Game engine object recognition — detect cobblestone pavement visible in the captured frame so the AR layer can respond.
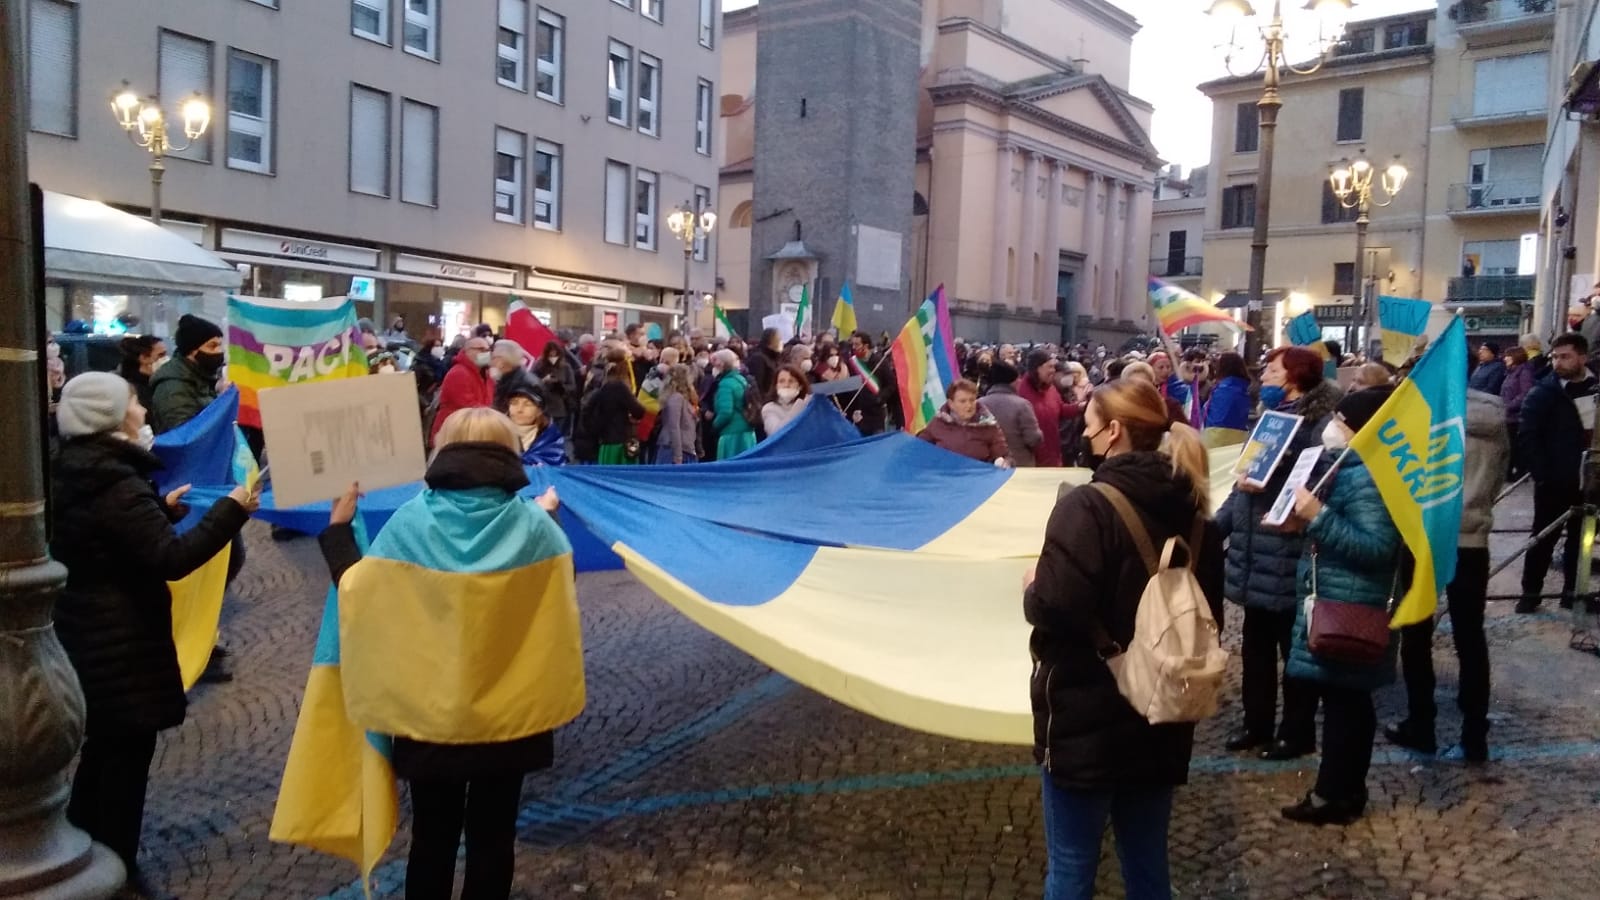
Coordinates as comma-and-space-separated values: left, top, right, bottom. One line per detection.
123, 482, 1600, 900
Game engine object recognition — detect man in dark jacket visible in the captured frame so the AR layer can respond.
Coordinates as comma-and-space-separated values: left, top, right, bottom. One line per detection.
843, 330, 898, 436
148, 313, 225, 434
1516, 332, 1599, 612
746, 328, 784, 397
52, 372, 256, 889
1467, 342, 1506, 395
489, 339, 535, 414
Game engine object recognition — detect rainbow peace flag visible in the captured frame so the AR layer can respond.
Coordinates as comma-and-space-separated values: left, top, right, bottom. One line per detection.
891, 285, 959, 433
226, 295, 370, 429
1348, 316, 1466, 627
1148, 277, 1245, 336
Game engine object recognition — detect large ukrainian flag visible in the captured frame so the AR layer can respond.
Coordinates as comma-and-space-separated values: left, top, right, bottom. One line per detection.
270, 489, 584, 890
1348, 315, 1468, 627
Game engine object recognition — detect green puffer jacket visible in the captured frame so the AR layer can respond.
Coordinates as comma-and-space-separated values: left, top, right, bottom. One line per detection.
1285, 452, 1402, 692
148, 355, 219, 434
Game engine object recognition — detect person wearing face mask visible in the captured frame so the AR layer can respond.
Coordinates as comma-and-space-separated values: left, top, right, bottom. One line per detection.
815, 347, 848, 384
1017, 349, 1072, 467
761, 365, 813, 437
917, 379, 1010, 466
148, 314, 227, 434
1278, 386, 1402, 826
1213, 345, 1342, 763
488, 340, 536, 414
782, 342, 815, 378
50, 372, 259, 893
1023, 378, 1223, 899
118, 334, 168, 412
536, 341, 578, 443
432, 336, 497, 443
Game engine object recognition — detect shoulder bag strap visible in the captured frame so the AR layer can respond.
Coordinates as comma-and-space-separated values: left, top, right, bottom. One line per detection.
1091, 483, 1158, 576
1186, 514, 1207, 572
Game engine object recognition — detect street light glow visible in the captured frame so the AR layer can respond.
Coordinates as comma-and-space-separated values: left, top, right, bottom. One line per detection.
1204, 0, 1258, 19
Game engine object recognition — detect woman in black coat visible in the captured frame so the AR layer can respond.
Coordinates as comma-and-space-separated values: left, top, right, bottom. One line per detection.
49, 372, 256, 887
1023, 378, 1224, 900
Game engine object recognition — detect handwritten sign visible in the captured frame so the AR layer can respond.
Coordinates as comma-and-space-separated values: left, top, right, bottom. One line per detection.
257, 373, 427, 509
1378, 295, 1432, 364
1263, 446, 1324, 527
1234, 410, 1304, 488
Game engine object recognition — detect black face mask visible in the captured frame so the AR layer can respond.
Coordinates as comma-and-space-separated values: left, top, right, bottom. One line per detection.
195, 350, 225, 376
1077, 425, 1108, 470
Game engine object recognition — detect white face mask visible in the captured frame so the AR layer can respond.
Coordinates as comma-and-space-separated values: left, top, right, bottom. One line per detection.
777, 386, 800, 403
135, 424, 155, 450
799, 359, 814, 373
1321, 420, 1350, 451
474, 351, 493, 368
431, 346, 446, 359
378, 364, 397, 375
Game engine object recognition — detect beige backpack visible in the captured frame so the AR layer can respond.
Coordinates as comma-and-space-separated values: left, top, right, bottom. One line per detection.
1090, 484, 1228, 725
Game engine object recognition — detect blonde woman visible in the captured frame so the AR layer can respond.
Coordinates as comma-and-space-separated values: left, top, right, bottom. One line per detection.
319, 408, 578, 900
655, 364, 702, 464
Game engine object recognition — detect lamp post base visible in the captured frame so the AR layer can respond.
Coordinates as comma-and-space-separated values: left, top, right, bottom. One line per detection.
0, 836, 124, 900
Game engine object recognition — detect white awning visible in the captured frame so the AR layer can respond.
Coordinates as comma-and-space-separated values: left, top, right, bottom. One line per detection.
43, 191, 243, 291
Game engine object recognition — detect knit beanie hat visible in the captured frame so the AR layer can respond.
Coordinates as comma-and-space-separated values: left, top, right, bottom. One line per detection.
1334, 384, 1393, 434
175, 314, 224, 357
57, 372, 132, 438
989, 361, 1019, 385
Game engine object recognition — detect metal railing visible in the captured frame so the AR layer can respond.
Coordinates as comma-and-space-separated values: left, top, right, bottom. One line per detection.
1450, 0, 1555, 27
1446, 274, 1536, 302
1447, 179, 1542, 213
1149, 256, 1203, 277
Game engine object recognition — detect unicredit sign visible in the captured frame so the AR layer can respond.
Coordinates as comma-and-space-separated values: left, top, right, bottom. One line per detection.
280, 240, 330, 259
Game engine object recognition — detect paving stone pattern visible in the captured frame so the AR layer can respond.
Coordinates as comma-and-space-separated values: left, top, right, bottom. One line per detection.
126, 484, 1600, 899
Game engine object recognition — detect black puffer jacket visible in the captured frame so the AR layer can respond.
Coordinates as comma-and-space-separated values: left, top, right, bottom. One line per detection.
50, 435, 249, 735
1024, 452, 1225, 788
1214, 378, 1342, 613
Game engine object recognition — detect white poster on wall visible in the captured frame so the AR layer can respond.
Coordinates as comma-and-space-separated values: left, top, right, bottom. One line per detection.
856, 225, 904, 290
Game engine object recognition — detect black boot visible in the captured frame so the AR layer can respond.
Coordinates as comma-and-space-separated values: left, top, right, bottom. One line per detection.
1384, 719, 1437, 755
1224, 728, 1272, 752
1281, 791, 1363, 826
1515, 595, 1541, 614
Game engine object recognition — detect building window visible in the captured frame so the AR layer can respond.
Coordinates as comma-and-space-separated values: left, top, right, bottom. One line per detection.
1384, 21, 1426, 49
637, 53, 660, 136
611, 0, 632, 7
534, 140, 561, 229
607, 41, 632, 126
403, 0, 437, 60
400, 99, 437, 205
1221, 184, 1256, 229
1341, 27, 1374, 54
635, 169, 659, 251
1336, 88, 1363, 142
534, 9, 563, 102
158, 31, 213, 162
1463, 239, 1521, 276
1333, 262, 1356, 296
695, 78, 713, 155
28, 0, 77, 138
226, 50, 273, 173
698, 0, 714, 48
1234, 101, 1258, 153
693, 185, 711, 260
352, 0, 389, 44
497, 0, 527, 90
1473, 52, 1549, 118
1321, 181, 1359, 224
245, 0, 280, 7
604, 160, 630, 245
349, 84, 390, 196
643, 0, 663, 22
494, 127, 525, 223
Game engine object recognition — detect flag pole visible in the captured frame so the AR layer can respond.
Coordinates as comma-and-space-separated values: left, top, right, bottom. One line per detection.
841, 350, 894, 417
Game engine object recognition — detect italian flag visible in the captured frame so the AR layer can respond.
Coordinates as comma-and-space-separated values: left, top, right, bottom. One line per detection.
714, 305, 735, 339
794, 283, 811, 337
848, 355, 880, 394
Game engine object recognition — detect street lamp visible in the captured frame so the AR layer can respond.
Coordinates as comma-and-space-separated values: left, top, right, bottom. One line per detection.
1330, 151, 1407, 359
665, 202, 716, 326
109, 81, 211, 225
1207, 0, 1355, 361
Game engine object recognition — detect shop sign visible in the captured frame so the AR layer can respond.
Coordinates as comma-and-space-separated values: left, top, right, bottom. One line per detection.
394, 253, 518, 288
1463, 314, 1521, 334
526, 273, 624, 303
1314, 304, 1356, 323
219, 228, 379, 268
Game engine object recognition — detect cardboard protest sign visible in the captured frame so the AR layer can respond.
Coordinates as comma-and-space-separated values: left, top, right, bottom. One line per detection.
257, 373, 427, 509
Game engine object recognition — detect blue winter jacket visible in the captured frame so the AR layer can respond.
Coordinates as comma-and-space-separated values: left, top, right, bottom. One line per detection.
1204, 375, 1252, 431
1285, 453, 1401, 692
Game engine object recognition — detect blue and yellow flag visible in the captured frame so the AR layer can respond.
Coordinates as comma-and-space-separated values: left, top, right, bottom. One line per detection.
1348, 315, 1467, 627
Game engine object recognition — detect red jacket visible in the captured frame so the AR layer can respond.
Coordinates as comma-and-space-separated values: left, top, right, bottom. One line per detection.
1016, 375, 1080, 467
432, 351, 494, 439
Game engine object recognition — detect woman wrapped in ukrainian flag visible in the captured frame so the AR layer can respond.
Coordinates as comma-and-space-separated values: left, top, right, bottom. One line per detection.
316, 407, 585, 900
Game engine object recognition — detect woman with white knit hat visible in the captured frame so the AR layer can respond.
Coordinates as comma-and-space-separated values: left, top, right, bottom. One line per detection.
49, 371, 258, 896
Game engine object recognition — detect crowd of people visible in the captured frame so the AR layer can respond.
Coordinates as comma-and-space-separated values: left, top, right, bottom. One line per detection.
39, 306, 1600, 900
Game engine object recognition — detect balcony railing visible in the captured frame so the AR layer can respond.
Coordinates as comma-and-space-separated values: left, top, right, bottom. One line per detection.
1446, 274, 1536, 303
1150, 256, 1203, 278
1450, 97, 1546, 126
1447, 179, 1542, 214
1450, 0, 1554, 27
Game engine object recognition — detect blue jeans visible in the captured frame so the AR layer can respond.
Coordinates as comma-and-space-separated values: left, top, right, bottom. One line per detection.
1040, 771, 1173, 900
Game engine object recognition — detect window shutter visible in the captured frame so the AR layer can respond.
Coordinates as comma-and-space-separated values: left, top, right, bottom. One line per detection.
159, 31, 212, 161
400, 100, 436, 205
605, 161, 629, 245
28, 0, 76, 136
499, 0, 525, 26
350, 86, 390, 196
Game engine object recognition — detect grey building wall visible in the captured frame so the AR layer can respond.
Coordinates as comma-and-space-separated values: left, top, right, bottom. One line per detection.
749, 0, 921, 338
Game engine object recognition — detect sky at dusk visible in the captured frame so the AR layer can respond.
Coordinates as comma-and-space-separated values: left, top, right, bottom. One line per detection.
721, 0, 1438, 172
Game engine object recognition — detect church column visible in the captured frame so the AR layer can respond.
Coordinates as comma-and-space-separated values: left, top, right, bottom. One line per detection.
1100, 178, 1122, 319
1081, 173, 1103, 318
989, 145, 1016, 304
1041, 160, 1064, 315
1017, 151, 1041, 311
1122, 184, 1144, 323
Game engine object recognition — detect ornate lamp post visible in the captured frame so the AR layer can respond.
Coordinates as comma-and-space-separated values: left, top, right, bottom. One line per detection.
1329, 152, 1408, 358
1, 4, 124, 898
1206, 0, 1355, 360
665, 203, 717, 326
109, 82, 210, 225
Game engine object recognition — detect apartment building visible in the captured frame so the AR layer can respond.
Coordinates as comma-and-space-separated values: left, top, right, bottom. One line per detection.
716, 0, 1163, 346
1539, 0, 1600, 335
23, 0, 721, 340
1150, 164, 1207, 297
1199, 1, 1553, 352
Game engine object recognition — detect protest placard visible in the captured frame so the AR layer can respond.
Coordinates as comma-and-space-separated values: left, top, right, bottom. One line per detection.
1263, 446, 1324, 527
257, 373, 427, 509
1234, 410, 1304, 488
